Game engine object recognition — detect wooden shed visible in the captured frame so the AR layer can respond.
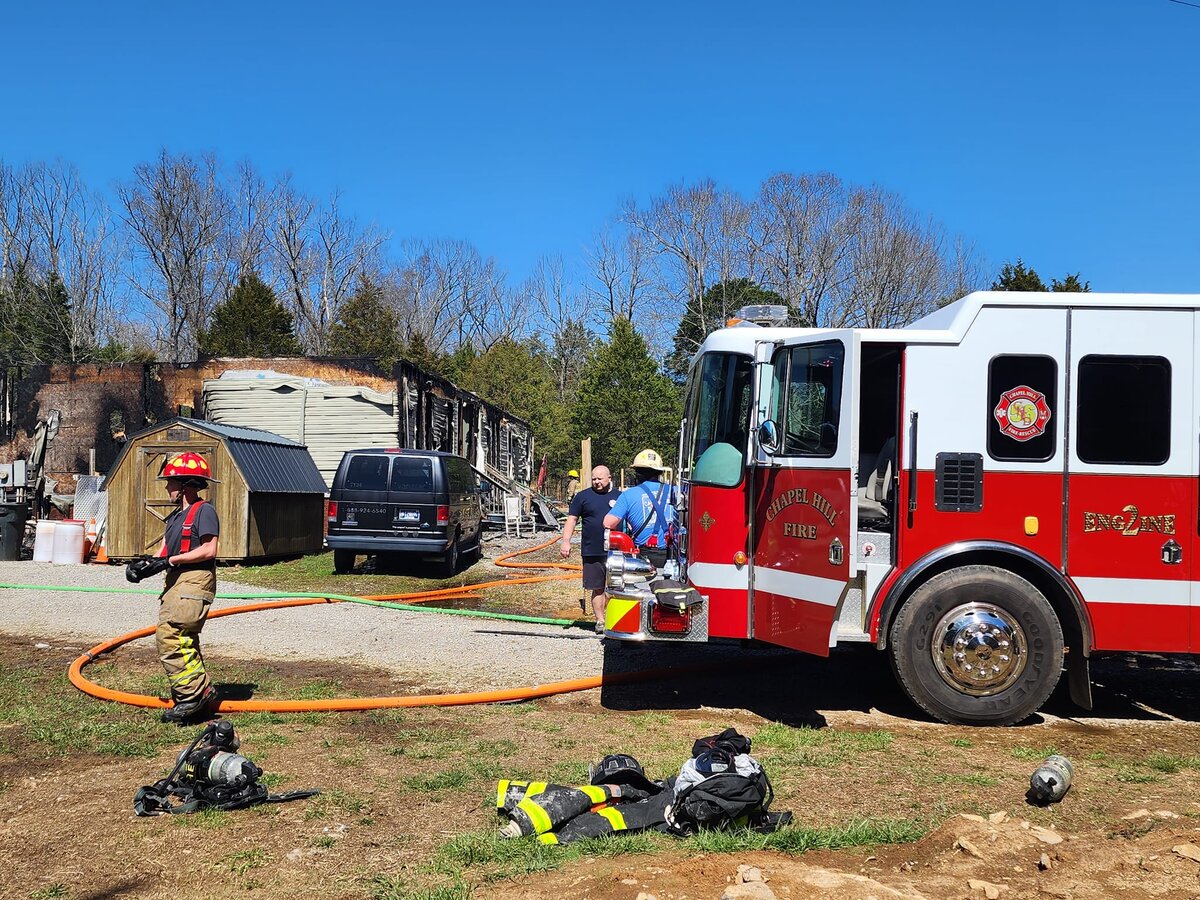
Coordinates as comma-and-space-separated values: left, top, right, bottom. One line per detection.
103, 417, 328, 561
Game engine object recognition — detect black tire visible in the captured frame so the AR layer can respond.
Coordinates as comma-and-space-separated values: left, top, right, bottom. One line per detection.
888, 565, 1064, 726
333, 549, 355, 575
439, 536, 459, 577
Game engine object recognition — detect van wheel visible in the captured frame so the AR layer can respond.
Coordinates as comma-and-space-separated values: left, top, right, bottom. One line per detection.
333, 549, 355, 575
439, 538, 459, 577
888, 565, 1064, 726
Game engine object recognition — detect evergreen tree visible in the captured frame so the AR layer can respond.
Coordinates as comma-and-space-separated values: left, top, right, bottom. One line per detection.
572, 318, 682, 472
1051, 273, 1090, 292
667, 278, 786, 381
403, 331, 451, 376
198, 272, 302, 357
0, 266, 76, 363
328, 276, 405, 367
991, 259, 1047, 292
992, 260, 1090, 293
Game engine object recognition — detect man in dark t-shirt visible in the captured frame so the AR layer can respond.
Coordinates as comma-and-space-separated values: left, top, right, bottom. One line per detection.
560, 465, 616, 633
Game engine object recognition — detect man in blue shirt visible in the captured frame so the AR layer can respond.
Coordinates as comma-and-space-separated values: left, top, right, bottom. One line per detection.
604, 449, 675, 571
560, 465, 616, 633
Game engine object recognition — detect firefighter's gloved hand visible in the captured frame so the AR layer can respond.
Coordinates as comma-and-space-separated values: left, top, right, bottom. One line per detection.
126, 555, 171, 583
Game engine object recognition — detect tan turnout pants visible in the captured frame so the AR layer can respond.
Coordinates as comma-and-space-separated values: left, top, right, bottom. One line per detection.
156, 568, 216, 702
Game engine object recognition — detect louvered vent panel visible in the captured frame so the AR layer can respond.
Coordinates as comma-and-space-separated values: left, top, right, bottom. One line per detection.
935, 453, 984, 512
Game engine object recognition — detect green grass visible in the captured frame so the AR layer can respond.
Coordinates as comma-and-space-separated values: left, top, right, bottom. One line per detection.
370, 876, 472, 900
1114, 768, 1162, 784
222, 848, 267, 875
950, 738, 972, 748
1147, 753, 1200, 774
1009, 746, 1058, 761
28, 887, 69, 900
752, 723, 894, 768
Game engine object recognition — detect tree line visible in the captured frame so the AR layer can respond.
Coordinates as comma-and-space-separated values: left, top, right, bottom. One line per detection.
0, 152, 1082, 477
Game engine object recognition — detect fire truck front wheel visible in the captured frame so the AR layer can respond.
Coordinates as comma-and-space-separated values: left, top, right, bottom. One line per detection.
888, 565, 1065, 726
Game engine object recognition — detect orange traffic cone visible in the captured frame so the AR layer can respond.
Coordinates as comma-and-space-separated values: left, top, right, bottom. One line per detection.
93, 522, 109, 563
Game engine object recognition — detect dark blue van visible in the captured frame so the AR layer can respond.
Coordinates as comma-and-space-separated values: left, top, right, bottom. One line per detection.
326, 448, 483, 576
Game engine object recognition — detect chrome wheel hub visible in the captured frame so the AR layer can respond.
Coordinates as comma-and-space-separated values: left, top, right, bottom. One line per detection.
932, 603, 1027, 696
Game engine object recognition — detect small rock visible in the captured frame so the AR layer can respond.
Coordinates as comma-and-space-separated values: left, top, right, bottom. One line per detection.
1122, 809, 1152, 820
959, 813, 987, 823
34, 642, 49, 649
1173, 843, 1200, 863
1030, 826, 1063, 845
286, 849, 304, 862
1154, 810, 1180, 818
635, 894, 658, 900
988, 811, 1008, 824
967, 878, 1006, 899
722, 883, 776, 900
620, 878, 639, 885
955, 837, 986, 859
737, 865, 766, 883
1038, 853, 1052, 870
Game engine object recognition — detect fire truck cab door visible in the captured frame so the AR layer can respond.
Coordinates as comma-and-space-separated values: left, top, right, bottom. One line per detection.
750, 330, 859, 656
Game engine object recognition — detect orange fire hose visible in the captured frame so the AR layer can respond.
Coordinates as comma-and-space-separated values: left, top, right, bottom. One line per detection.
68, 536, 702, 714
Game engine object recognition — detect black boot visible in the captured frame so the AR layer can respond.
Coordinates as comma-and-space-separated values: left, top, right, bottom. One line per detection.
161, 686, 220, 725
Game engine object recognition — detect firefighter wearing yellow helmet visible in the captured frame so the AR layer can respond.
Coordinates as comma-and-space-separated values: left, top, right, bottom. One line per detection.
603, 449, 676, 570
126, 450, 222, 724
566, 469, 582, 501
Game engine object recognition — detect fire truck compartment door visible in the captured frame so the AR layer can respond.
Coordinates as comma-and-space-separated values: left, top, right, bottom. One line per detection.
751, 330, 859, 656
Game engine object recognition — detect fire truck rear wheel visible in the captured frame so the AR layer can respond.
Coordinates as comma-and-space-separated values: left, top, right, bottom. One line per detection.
889, 565, 1064, 726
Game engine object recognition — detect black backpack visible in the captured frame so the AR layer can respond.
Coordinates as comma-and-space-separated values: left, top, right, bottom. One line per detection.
668, 728, 784, 835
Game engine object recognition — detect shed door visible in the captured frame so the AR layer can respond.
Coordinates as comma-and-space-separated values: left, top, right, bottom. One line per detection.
137, 445, 218, 554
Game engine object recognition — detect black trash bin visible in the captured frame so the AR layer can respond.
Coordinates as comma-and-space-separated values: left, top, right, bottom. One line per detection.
0, 503, 29, 561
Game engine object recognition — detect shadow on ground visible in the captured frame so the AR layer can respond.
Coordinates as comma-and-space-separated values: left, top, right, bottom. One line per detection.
599, 641, 1200, 728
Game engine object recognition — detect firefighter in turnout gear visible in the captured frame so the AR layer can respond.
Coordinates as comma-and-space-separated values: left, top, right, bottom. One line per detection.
127, 451, 222, 724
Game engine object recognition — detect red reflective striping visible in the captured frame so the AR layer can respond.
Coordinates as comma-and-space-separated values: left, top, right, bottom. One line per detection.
612, 605, 641, 634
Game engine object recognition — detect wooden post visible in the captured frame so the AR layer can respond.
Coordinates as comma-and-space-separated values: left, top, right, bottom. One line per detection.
581, 438, 592, 483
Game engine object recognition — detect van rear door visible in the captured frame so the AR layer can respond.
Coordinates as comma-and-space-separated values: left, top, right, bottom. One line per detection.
387, 455, 442, 535
335, 454, 394, 532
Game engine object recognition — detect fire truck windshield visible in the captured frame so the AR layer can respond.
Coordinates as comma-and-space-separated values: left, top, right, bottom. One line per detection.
686, 352, 754, 487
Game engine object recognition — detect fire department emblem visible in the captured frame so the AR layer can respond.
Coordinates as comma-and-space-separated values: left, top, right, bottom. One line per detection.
994, 385, 1051, 442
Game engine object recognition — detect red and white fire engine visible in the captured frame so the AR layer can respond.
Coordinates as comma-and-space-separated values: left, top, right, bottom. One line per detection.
603, 291, 1200, 725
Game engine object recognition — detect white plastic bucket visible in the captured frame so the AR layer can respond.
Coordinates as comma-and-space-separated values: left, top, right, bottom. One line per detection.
32, 520, 56, 563
51, 520, 85, 565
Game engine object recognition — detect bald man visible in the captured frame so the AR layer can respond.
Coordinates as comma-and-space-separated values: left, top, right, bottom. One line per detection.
560, 465, 617, 633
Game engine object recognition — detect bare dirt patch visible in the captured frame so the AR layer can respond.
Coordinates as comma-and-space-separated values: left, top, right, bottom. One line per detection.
6, 628, 1200, 899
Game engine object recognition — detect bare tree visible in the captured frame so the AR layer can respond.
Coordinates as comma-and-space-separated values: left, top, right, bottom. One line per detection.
389, 238, 508, 352
524, 256, 592, 401
224, 159, 278, 289
0, 161, 35, 280
117, 150, 232, 361
269, 182, 383, 355
586, 225, 648, 323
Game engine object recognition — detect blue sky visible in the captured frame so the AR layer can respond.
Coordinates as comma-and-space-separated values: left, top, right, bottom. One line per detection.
2, 0, 1197, 292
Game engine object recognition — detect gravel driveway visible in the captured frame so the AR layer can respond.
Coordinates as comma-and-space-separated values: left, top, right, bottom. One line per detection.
0, 560, 604, 691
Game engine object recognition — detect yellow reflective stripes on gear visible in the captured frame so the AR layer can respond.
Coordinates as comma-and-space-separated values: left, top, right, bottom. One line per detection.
580, 785, 608, 803
537, 832, 559, 845
497, 780, 526, 810
525, 782, 547, 797
169, 635, 204, 687
596, 806, 626, 830
516, 796, 553, 835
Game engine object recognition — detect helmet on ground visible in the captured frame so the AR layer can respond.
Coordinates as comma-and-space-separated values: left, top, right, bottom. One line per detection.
159, 452, 220, 485
632, 449, 666, 472
695, 747, 735, 777
568, 470, 580, 478
589, 752, 658, 792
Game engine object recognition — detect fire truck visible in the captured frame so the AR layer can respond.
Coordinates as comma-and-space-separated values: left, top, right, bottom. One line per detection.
603, 291, 1199, 725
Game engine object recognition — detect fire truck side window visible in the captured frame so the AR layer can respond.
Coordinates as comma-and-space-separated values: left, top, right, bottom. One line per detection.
689, 352, 753, 487
772, 342, 844, 457
1077, 355, 1171, 465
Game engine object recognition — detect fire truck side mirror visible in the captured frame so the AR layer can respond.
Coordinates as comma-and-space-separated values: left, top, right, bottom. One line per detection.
757, 420, 780, 455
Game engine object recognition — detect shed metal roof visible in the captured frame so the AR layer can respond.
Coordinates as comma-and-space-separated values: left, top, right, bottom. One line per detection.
107, 417, 328, 495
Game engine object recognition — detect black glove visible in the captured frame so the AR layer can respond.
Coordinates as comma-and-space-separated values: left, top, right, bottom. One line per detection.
126, 555, 171, 583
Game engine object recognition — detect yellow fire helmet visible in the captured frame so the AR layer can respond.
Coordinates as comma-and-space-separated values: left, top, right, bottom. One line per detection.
632, 449, 666, 471
568, 470, 580, 478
